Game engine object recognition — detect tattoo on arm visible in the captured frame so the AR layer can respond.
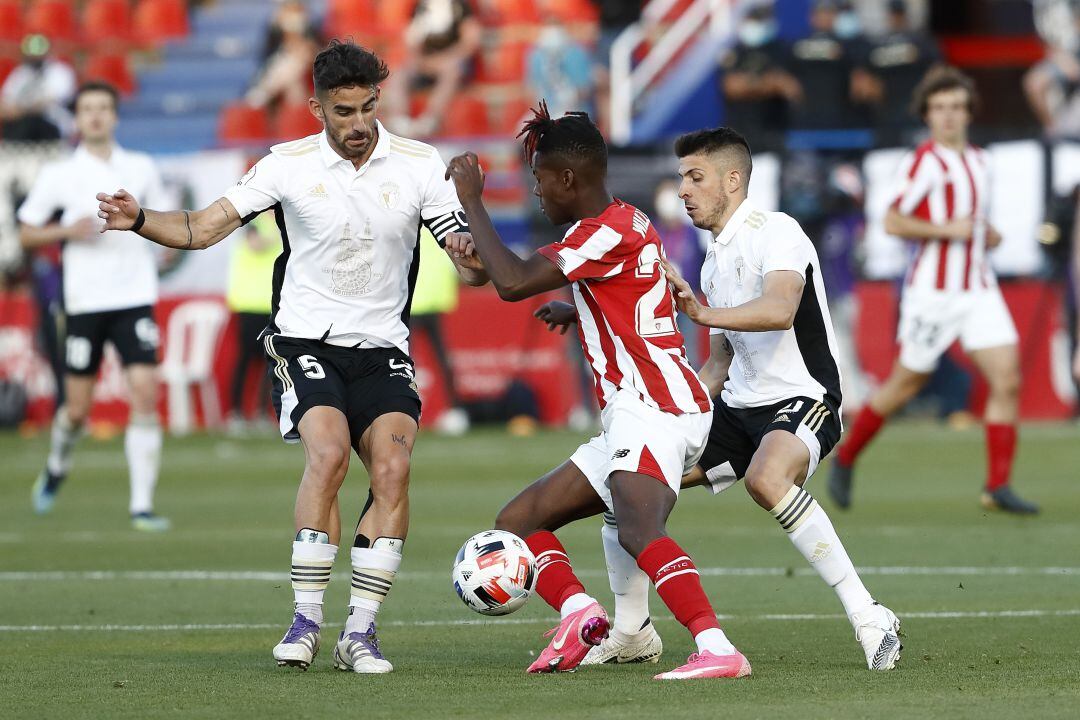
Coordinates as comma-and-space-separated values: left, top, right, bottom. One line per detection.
391, 433, 407, 447
215, 200, 231, 219
183, 210, 192, 249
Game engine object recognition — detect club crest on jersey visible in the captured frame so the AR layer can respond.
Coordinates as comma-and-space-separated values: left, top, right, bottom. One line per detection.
379, 181, 400, 209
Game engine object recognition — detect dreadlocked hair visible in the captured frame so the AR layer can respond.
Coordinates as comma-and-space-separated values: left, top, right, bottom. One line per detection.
517, 100, 607, 171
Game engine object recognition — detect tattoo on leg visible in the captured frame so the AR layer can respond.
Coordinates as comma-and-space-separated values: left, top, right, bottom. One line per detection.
391, 433, 407, 447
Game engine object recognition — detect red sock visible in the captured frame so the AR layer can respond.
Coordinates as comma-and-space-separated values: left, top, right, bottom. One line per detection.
525, 531, 586, 612
836, 405, 885, 466
985, 423, 1017, 492
637, 537, 719, 636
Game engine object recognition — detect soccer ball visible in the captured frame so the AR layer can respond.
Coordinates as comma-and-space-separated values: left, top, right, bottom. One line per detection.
452, 530, 536, 616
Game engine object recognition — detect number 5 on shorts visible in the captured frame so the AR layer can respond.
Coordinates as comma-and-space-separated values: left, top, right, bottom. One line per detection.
298, 354, 325, 379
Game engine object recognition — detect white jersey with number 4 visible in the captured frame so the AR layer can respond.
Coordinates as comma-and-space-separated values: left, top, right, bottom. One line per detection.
17, 145, 166, 315
699, 199, 843, 411
223, 122, 465, 354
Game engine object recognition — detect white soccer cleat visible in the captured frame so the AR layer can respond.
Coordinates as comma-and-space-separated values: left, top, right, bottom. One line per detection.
333, 623, 393, 674
581, 623, 663, 665
273, 612, 321, 670
852, 602, 902, 670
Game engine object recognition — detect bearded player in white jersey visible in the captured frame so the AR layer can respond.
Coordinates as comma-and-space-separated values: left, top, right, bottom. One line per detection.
97, 41, 486, 674
20, 81, 170, 531
829, 66, 1038, 515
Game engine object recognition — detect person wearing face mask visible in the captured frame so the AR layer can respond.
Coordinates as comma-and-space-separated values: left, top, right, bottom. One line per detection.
0, 34, 76, 141
720, 2, 802, 151
526, 18, 595, 118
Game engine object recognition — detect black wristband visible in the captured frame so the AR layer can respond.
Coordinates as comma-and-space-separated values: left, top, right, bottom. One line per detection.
130, 209, 146, 233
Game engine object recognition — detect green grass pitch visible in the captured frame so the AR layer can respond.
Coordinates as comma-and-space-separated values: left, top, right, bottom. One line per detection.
2, 423, 1079, 719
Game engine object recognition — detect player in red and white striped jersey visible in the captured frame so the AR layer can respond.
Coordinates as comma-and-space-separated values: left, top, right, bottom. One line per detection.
830, 66, 1038, 514
444, 103, 749, 680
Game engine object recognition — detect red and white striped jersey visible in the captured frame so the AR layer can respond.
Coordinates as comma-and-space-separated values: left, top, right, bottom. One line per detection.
537, 199, 712, 416
890, 140, 994, 293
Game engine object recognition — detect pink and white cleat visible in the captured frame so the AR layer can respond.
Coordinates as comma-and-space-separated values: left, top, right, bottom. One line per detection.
653, 650, 752, 680
526, 602, 610, 673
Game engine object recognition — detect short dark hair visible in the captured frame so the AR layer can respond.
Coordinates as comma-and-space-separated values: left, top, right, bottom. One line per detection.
674, 127, 753, 181
313, 39, 389, 96
911, 65, 978, 119
74, 81, 119, 112
517, 100, 607, 172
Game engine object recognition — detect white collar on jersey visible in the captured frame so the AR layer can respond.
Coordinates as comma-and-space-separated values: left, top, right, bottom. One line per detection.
73, 142, 125, 165
318, 119, 391, 169
713, 197, 755, 246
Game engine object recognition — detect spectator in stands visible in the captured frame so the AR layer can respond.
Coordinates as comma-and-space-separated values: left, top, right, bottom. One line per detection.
246, 1, 320, 112
720, 1, 801, 151
1024, 4, 1080, 140
589, 0, 644, 134
866, 0, 940, 145
787, 0, 871, 130
386, 0, 482, 138
225, 212, 278, 436
526, 14, 595, 118
0, 34, 76, 142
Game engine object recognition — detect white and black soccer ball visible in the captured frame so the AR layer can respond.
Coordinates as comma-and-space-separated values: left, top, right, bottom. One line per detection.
452, 530, 536, 616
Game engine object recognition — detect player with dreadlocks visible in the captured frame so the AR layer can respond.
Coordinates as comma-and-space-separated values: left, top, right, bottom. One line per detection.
443, 103, 751, 680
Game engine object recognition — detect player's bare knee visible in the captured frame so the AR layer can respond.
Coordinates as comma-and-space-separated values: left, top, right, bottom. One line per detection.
369, 458, 410, 503
743, 462, 789, 509
494, 497, 534, 537
306, 442, 350, 488
991, 367, 1021, 399
61, 403, 90, 428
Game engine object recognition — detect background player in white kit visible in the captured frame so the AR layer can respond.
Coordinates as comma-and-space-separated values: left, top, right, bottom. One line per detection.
557, 128, 901, 672
829, 66, 1038, 515
20, 81, 170, 532
96, 41, 485, 674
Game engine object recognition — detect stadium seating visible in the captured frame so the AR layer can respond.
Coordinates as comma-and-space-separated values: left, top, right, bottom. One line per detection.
476, 40, 529, 84
218, 102, 271, 145
83, 0, 134, 45
24, 0, 77, 43
132, 0, 189, 45
440, 94, 491, 138
272, 102, 322, 141
0, 0, 23, 44
84, 51, 136, 95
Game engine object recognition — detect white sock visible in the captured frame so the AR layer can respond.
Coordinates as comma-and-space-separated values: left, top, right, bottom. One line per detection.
125, 413, 162, 515
346, 538, 402, 633
694, 627, 736, 656
559, 592, 596, 619
601, 518, 652, 635
46, 407, 83, 477
771, 485, 874, 618
291, 529, 337, 626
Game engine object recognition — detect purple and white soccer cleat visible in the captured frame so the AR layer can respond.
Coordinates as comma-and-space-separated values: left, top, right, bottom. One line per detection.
272, 612, 321, 670
333, 622, 393, 674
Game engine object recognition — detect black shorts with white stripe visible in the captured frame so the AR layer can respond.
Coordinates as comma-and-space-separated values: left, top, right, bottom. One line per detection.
697, 395, 841, 488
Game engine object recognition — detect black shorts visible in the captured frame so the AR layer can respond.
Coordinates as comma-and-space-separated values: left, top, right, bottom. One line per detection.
697, 396, 842, 494
64, 305, 160, 375
262, 334, 422, 444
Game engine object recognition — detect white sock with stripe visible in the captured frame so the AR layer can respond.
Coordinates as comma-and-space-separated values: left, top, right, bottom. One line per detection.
46, 407, 83, 477
291, 529, 337, 626
346, 538, 402, 633
601, 516, 652, 635
770, 485, 874, 618
125, 412, 162, 515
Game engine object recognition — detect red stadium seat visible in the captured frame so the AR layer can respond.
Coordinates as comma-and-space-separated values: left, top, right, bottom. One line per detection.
0, 0, 24, 44
546, 0, 598, 24
24, 0, 77, 43
439, 94, 490, 138
476, 40, 528, 83
482, 0, 540, 25
495, 96, 533, 134
0, 55, 17, 86
323, 0, 376, 38
272, 102, 322, 140
218, 102, 271, 144
132, 0, 189, 45
83, 0, 133, 44
376, 0, 415, 34
83, 51, 136, 95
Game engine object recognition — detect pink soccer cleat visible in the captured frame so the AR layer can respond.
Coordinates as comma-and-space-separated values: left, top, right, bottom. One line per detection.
526, 601, 610, 673
653, 650, 752, 680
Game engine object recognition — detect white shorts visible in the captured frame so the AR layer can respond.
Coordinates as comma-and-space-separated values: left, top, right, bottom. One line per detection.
570, 391, 712, 512
897, 286, 1019, 374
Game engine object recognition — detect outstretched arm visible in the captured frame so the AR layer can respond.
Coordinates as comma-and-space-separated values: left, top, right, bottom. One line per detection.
445, 152, 567, 301
97, 188, 242, 250
664, 258, 803, 332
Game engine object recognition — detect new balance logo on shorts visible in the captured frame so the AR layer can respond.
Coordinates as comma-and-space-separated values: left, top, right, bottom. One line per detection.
612, 449, 630, 459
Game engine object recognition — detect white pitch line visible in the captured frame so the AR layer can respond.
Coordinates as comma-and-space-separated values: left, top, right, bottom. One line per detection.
3, 609, 1080, 633
1, 566, 1079, 583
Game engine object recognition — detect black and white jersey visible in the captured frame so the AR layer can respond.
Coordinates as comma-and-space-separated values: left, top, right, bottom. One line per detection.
699, 199, 842, 411
223, 122, 467, 354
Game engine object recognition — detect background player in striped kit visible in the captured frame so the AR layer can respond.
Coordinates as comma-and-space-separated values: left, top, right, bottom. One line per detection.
829, 66, 1038, 515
